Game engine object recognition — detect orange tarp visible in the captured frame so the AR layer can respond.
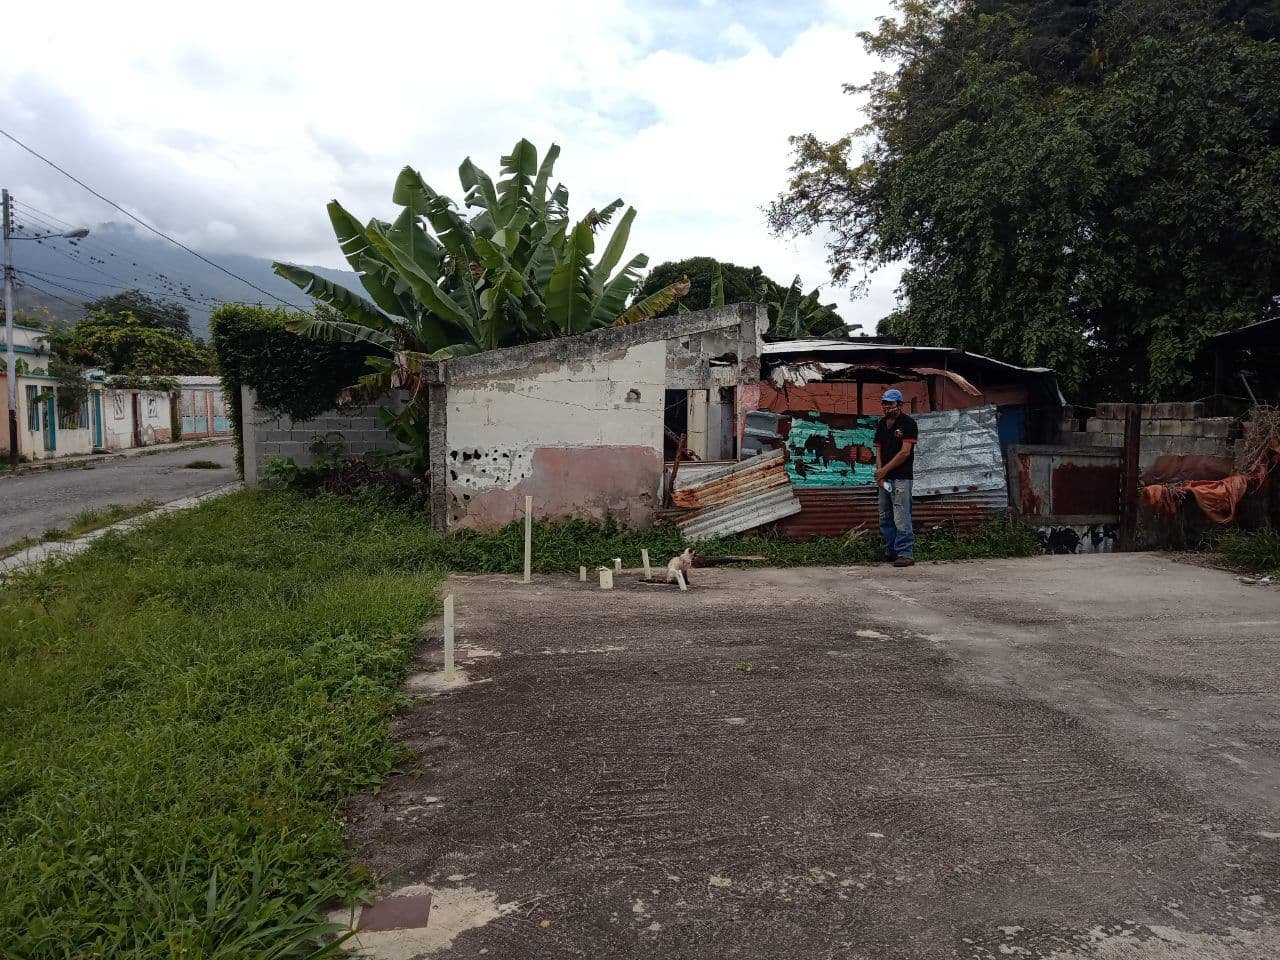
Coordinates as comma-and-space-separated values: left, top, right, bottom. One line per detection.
1142, 444, 1277, 524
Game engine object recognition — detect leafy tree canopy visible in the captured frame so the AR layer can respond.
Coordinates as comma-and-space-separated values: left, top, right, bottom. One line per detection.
84, 289, 192, 337
770, 0, 1280, 401
53, 311, 214, 376
636, 256, 857, 339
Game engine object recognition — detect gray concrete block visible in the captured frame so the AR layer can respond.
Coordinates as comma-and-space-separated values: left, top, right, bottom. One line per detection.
1191, 437, 1232, 456
1095, 403, 1132, 420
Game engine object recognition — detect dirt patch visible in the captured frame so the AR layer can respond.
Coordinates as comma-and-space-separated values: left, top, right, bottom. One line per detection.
348, 560, 1280, 958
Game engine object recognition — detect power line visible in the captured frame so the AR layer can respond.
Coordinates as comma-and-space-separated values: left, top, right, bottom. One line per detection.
0, 127, 307, 311
19, 267, 241, 310
14, 269, 97, 301
11, 214, 231, 306
13, 275, 85, 310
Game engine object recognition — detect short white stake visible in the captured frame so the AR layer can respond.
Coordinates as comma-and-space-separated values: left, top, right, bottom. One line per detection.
613, 557, 622, 573
641, 549, 651, 581
523, 495, 533, 584
443, 594, 456, 680
579, 565, 588, 582
675, 570, 688, 592
598, 567, 614, 589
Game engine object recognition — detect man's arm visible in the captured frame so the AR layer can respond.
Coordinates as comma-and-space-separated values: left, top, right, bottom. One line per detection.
875, 441, 915, 482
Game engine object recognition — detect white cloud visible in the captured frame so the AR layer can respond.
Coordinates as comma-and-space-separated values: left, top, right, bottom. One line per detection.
0, 0, 901, 326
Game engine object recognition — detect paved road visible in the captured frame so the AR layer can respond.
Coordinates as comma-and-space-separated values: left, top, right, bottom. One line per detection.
343, 555, 1280, 959
0, 442, 235, 547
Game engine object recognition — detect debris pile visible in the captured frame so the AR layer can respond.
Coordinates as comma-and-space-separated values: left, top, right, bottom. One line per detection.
669, 450, 801, 541
1142, 408, 1279, 524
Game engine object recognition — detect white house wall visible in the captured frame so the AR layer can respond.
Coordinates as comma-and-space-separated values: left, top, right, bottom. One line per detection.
444, 341, 667, 530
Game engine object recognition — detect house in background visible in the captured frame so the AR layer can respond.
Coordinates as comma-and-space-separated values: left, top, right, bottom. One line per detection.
175, 376, 232, 440
1, 323, 101, 461
2, 322, 231, 461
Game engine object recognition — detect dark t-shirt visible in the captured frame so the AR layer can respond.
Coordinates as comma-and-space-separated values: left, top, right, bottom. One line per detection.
874, 414, 919, 480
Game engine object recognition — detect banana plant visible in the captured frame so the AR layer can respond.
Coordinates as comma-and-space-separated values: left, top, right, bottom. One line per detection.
767, 275, 854, 339
275, 140, 689, 392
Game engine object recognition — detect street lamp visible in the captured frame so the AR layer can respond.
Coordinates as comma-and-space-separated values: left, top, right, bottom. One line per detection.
3, 189, 90, 468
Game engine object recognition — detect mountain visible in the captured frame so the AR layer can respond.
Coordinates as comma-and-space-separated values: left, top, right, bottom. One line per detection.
8, 222, 358, 338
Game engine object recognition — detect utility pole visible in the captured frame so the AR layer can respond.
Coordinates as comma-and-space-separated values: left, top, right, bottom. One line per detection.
3, 189, 17, 469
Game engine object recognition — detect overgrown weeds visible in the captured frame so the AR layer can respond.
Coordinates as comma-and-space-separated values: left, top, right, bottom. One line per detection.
185, 459, 225, 469
0, 491, 437, 958
1216, 530, 1280, 575
0, 501, 161, 558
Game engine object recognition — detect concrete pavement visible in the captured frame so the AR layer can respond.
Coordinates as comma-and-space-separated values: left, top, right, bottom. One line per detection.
341, 554, 1280, 959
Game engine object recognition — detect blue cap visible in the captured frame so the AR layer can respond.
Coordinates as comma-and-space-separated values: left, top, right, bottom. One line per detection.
881, 389, 904, 402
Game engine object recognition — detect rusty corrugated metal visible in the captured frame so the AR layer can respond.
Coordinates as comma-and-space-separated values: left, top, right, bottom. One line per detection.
1007, 444, 1121, 523
671, 450, 802, 540
775, 488, 1008, 539
671, 450, 788, 508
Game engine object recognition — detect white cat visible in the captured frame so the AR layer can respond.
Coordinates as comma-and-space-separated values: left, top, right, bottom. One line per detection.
665, 547, 697, 585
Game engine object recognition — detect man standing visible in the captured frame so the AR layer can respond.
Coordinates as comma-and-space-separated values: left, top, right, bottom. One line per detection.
873, 389, 919, 568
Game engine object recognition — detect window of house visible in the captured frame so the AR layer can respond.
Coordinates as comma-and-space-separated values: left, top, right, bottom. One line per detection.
56, 389, 84, 430
25, 385, 40, 431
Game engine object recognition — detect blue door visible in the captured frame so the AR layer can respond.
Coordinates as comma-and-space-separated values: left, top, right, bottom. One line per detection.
43, 396, 57, 452
92, 393, 104, 449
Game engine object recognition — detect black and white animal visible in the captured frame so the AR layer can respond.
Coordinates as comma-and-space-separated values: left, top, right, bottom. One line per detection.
666, 547, 697, 585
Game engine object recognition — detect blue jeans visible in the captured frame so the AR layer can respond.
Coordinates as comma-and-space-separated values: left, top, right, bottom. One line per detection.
878, 479, 914, 559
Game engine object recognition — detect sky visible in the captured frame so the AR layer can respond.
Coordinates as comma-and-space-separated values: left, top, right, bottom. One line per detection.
1, 0, 901, 331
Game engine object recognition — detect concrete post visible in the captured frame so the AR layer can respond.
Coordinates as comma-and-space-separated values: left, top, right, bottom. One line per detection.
641, 549, 651, 581
523, 495, 533, 583
443, 594, 456, 681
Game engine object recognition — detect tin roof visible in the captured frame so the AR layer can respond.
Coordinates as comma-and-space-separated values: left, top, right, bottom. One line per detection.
762, 339, 1055, 375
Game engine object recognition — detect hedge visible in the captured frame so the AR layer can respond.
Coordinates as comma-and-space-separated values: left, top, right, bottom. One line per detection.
209, 304, 376, 476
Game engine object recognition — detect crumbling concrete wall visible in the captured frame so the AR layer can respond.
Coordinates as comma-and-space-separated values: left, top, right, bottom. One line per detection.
1063, 402, 1237, 469
445, 341, 667, 529
432, 304, 767, 532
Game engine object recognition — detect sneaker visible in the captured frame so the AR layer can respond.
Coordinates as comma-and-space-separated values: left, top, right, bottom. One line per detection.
881, 553, 897, 563
893, 557, 915, 568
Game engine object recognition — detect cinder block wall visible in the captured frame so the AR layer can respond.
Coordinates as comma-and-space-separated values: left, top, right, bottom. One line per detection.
241, 386, 406, 486
1062, 401, 1238, 468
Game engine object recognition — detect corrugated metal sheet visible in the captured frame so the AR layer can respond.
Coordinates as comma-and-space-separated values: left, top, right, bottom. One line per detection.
672, 450, 802, 540
776, 488, 1009, 539
912, 406, 1007, 497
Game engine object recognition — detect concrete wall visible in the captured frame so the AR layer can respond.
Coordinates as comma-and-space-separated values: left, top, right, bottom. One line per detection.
102, 389, 134, 450
1064, 402, 1236, 469
434, 304, 767, 532
101, 389, 174, 449
241, 385, 406, 487
1, 373, 94, 460
445, 340, 668, 529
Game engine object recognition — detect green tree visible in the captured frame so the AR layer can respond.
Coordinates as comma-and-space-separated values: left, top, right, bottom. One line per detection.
636, 256, 855, 338
635, 257, 773, 316
769, 0, 1280, 400
57, 311, 213, 375
84, 289, 192, 337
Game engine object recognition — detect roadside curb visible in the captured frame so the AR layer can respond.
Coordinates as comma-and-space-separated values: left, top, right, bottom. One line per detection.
2, 438, 231, 478
0, 482, 243, 574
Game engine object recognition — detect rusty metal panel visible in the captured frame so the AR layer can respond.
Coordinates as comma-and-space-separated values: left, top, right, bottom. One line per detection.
1008, 444, 1122, 523
775, 488, 1007, 539
671, 450, 802, 540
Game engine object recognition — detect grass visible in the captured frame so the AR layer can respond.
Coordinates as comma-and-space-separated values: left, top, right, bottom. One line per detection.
0, 490, 1039, 956
0, 501, 162, 559
425, 511, 1041, 573
186, 459, 225, 469
1216, 530, 1280, 576
1, 491, 439, 958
